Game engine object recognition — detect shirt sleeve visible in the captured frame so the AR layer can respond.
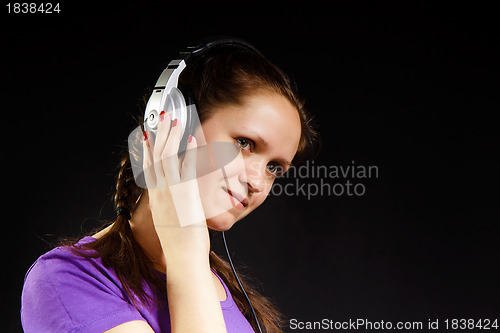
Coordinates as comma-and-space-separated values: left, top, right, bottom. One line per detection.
21, 248, 147, 333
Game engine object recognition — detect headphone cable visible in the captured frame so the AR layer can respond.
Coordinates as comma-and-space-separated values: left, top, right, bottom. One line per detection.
221, 231, 263, 333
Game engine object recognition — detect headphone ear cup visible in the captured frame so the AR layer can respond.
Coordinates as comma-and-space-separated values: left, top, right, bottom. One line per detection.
164, 87, 187, 137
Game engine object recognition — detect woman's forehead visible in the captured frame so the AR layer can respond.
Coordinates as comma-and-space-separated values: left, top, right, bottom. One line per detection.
209, 93, 302, 156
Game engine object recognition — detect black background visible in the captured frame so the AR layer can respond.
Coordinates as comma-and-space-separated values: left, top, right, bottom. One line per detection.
3, 2, 499, 332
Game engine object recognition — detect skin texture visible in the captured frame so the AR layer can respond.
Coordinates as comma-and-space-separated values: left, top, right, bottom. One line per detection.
99, 92, 302, 332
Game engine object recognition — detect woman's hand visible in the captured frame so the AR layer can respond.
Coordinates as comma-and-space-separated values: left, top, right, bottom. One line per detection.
143, 111, 209, 260
142, 111, 226, 332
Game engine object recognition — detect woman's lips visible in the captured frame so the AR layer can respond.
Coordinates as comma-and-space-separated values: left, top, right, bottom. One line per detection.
222, 187, 248, 209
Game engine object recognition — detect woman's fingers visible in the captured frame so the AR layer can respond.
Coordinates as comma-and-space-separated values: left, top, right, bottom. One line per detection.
152, 111, 172, 189
144, 116, 205, 228
144, 112, 185, 188
170, 134, 205, 227
142, 130, 157, 188
153, 111, 171, 161
181, 135, 197, 183
162, 118, 183, 185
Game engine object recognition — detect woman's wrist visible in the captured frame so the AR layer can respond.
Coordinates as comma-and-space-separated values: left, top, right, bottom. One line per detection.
156, 224, 210, 254
162, 244, 210, 269
165, 257, 212, 285
163, 245, 227, 333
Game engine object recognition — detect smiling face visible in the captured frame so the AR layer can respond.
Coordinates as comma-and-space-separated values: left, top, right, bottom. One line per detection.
193, 92, 302, 231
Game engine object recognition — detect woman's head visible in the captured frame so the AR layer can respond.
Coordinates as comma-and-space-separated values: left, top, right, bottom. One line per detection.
116, 46, 319, 230
176, 47, 319, 230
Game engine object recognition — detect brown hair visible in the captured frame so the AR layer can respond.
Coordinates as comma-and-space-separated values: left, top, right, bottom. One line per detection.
70, 46, 319, 332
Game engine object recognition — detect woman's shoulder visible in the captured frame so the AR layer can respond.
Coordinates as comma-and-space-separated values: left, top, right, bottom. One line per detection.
25, 236, 100, 278
23, 235, 130, 294
21, 236, 146, 332
22, 236, 119, 299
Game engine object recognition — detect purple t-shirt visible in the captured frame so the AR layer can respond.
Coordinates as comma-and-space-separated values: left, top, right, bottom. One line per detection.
21, 236, 254, 332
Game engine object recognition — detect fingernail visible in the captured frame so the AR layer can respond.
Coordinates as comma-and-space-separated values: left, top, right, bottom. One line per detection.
172, 118, 178, 127
143, 131, 148, 141
159, 110, 165, 121
188, 135, 193, 143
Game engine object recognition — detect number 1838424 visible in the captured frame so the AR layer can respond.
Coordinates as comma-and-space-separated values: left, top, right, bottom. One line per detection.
6, 3, 61, 14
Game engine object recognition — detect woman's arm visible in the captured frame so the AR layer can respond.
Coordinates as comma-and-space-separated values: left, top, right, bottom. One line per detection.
143, 112, 227, 333
164, 255, 226, 332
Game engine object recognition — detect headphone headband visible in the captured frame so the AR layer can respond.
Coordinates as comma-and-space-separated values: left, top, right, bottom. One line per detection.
185, 37, 263, 60
150, 38, 261, 93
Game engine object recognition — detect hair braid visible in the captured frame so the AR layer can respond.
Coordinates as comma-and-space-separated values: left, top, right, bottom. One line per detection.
72, 152, 166, 307
114, 153, 142, 213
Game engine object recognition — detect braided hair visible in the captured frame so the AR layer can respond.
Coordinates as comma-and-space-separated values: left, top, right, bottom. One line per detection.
72, 154, 165, 306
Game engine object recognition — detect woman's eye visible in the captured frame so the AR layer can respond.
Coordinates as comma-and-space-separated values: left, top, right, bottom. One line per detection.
266, 163, 282, 176
236, 138, 251, 150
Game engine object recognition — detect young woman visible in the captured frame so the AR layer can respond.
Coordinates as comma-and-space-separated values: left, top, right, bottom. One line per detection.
21, 40, 319, 332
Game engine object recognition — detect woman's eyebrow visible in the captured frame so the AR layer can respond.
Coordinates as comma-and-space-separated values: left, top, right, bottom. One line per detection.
254, 134, 268, 147
277, 158, 292, 167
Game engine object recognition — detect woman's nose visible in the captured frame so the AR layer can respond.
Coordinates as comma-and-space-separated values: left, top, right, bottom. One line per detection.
239, 158, 267, 193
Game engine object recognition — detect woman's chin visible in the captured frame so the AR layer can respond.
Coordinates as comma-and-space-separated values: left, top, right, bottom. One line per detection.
206, 212, 239, 231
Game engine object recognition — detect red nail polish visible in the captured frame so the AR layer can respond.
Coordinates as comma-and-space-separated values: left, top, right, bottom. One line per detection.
172, 118, 178, 127
159, 110, 165, 121
143, 131, 148, 141
188, 135, 193, 143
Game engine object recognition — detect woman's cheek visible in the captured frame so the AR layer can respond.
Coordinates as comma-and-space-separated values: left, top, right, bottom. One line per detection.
250, 191, 269, 212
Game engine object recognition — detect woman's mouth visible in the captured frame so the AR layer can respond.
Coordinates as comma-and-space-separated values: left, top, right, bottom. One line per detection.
222, 187, 248, 209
